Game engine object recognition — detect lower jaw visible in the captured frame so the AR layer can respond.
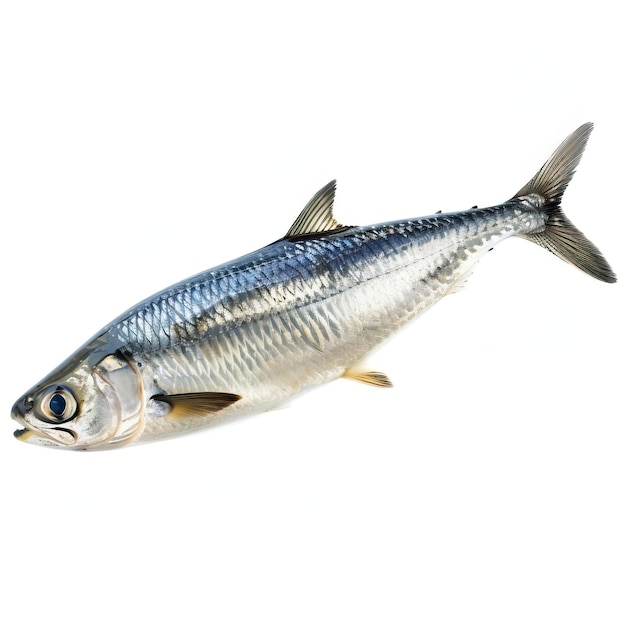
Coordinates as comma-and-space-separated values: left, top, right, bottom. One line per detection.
13, 427, 65, 448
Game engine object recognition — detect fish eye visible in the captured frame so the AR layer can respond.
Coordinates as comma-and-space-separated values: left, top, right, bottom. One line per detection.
35, 385, 78, 423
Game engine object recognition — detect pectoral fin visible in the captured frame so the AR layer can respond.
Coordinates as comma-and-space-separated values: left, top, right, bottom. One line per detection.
342, 369, 393, 388
154, 392, 241, 418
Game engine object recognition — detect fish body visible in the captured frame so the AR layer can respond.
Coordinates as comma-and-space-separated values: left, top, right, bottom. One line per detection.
11, 124, 616, 450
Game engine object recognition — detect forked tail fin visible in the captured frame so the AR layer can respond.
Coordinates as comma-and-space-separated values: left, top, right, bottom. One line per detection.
515, 123, 616, 283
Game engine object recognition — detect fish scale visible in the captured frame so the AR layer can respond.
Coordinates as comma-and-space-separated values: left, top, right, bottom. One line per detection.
130, 205, 533, 436
12, 124, 616, 449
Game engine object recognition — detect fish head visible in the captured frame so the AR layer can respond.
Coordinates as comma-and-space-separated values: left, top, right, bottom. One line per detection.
12, 336, 144, 451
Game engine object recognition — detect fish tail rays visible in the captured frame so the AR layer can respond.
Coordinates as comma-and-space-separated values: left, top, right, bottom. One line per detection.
514, 123, 616, 283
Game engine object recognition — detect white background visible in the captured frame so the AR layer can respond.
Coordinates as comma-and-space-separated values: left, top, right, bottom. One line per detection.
1, 2, 624, 624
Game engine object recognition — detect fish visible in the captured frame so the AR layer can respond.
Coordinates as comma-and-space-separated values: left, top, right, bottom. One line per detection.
11, 123, 616, 450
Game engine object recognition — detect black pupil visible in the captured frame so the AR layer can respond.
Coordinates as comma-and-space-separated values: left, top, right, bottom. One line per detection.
49, 393, 67, 417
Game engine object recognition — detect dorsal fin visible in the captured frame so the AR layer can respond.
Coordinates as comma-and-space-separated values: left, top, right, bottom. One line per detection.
285, 180, 345, 238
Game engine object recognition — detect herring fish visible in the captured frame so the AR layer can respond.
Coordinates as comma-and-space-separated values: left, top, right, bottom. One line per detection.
11, 124, 616, 450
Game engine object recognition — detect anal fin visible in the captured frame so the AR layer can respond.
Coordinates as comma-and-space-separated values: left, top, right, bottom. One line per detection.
342, 369, 393, 388
154, 392, 241, 419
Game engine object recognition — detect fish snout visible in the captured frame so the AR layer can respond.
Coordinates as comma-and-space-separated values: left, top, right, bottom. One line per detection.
11, 395, 33, 421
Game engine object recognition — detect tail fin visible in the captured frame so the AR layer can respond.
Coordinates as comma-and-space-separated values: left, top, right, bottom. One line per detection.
515, 123, 616, 283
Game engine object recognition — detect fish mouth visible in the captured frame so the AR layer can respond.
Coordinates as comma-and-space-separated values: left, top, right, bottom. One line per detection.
13, 425, 58, 446
14, 427, 31, 440
13, 426, 53, 444
12, 416, 76, 447
12, 412, 32, 439
11, 400, 35, 439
